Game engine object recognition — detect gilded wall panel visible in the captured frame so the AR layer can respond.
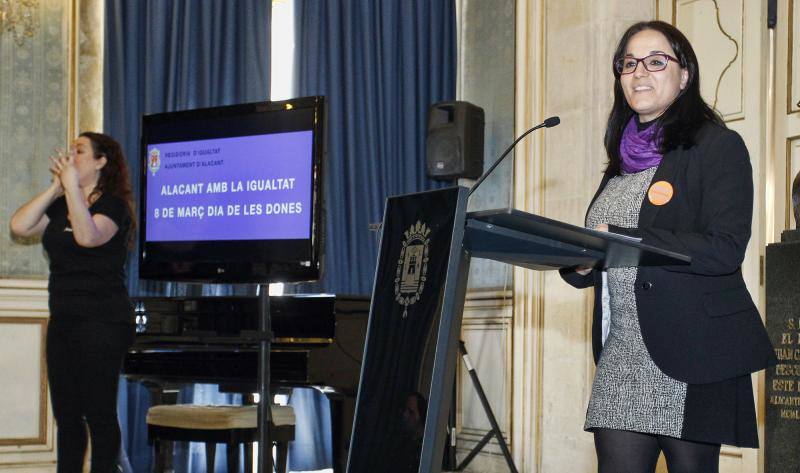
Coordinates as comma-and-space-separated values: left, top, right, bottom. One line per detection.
675, 0, 744, 121
0, 0, 72, 278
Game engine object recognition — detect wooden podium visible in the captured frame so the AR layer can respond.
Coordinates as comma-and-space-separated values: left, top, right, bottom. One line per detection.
345, 187, 689, 473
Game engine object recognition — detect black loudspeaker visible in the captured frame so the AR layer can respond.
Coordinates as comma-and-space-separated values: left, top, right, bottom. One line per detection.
426, 101, 485, 180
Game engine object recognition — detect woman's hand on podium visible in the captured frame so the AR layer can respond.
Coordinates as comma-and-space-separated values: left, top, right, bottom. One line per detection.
575, 224, 608, 275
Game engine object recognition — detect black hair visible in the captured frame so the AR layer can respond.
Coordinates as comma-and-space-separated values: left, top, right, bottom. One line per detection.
604, 21, 723, 175
80, 132, 137, 247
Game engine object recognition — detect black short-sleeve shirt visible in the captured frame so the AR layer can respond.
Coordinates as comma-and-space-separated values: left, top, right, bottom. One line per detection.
43, 193, 132, 321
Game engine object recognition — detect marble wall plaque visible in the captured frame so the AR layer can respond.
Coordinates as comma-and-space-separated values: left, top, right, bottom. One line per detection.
765, 235, 800, 473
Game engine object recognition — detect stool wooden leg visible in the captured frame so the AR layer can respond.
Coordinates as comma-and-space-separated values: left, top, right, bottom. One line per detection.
205, 442, 216, 473
153, 439, 165, 473
226, 443, 239, 473
275, 441, 288, 473
244, 442, 254, 473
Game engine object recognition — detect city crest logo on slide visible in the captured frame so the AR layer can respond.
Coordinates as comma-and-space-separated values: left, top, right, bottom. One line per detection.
148, 148, 161, 176
394, 220, 430, 319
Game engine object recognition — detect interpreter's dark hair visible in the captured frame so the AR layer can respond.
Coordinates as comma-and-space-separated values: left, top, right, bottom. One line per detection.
604, 21, 723, 175
80, 132, 136, 247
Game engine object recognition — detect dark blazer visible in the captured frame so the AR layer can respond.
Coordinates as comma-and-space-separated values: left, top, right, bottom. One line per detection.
561, 122, 776, 384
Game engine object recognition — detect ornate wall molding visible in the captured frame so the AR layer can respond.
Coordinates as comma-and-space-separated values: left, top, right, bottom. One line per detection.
0, 317, 48, 447
0, 279, 54, 470
657, 0, 745, 122
0, 279, 48, 311
671, 0, 745, 122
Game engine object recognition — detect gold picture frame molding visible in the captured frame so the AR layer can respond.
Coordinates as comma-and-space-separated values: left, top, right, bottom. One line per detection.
0, 317, 49, 447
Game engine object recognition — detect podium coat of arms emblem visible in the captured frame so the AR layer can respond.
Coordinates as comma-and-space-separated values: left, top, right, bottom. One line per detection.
394, 220, 431, 318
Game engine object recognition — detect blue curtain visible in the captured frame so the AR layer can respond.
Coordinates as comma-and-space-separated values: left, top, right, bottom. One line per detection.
289, 1, 456, 471
104, 1, 269, 472
104, 0, 270, 296
294, 0, 456, 295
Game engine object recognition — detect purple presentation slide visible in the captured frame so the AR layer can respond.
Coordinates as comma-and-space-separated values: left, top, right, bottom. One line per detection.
145, 131, 313, 242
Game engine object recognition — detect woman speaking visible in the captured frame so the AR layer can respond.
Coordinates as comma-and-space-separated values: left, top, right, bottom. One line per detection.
10, 132, 135, 473
560, 21, 776, 473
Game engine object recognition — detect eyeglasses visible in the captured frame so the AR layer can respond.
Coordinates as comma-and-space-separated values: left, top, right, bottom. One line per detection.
614, 53, 680, 75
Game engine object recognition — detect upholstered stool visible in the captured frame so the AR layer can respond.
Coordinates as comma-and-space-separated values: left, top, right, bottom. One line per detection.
146, 404, 295, 473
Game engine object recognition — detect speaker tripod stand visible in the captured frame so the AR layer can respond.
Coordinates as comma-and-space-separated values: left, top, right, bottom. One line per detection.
454, 340, 518, 473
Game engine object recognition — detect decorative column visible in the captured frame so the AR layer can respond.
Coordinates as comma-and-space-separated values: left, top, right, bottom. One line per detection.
77, 0, 103, 134
513, 2, 653, 471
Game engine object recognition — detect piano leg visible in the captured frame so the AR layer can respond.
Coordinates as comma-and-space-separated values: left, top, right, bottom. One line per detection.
330, 397, 344, 473
324, 392, 357, 473
205, 443, 216, 472
244, 441, 254, 473
275, 443, 289, 473
153, 439, 165, 473
226, 443, 240, 473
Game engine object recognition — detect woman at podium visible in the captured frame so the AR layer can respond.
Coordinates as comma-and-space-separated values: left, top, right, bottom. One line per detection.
10, 132, 135, 473
560, 21, 775, 473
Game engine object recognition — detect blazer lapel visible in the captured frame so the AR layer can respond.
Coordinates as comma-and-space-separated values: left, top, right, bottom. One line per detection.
638, 148, 682, 228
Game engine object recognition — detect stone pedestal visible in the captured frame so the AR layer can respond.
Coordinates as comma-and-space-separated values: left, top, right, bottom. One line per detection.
765, 230, 800, 473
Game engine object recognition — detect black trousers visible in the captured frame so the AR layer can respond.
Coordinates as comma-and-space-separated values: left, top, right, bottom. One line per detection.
46, 317, 133, 473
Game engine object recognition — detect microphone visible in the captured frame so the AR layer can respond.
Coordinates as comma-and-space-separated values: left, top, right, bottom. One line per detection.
468, 116, 560, 197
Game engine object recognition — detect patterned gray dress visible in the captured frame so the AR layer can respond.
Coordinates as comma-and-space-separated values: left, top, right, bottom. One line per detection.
584, 166, 688, 437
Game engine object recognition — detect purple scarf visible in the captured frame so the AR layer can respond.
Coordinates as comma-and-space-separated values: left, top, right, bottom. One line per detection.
620, 116, 663, 173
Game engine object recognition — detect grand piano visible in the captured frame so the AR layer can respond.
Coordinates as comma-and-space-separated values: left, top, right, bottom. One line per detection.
122, 294, 370, 472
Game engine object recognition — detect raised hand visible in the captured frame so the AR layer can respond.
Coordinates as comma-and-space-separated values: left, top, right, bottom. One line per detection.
47, 148, 66, 196
50, 147, 80, 193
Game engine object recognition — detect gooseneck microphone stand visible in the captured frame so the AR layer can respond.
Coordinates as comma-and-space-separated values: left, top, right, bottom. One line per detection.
456, 117, 560, 473
468, 116, 560, 197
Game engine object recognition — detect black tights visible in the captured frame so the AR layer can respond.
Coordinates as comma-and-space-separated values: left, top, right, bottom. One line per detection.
46, 319, 132, 473
594, 428, 721, 473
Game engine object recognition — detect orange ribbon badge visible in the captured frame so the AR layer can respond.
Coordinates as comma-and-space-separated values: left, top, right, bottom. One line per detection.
647, 181, 674, 206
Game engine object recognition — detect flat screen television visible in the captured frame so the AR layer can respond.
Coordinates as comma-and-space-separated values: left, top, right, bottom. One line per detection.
138, 96, 325, 283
